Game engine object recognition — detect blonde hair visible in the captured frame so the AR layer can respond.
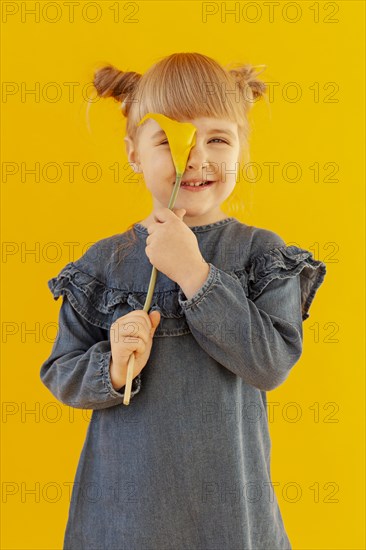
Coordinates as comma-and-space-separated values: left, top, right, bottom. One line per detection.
90, 52, 268, 269
93, 51, 267, 151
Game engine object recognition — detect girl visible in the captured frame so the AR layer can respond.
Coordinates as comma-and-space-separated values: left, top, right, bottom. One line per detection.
40, 52, 327, 549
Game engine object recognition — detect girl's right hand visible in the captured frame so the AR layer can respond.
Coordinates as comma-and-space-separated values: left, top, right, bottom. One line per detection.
109, 310, 161, 391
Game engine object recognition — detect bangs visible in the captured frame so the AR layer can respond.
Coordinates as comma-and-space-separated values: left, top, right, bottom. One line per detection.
126, 53, 247, 141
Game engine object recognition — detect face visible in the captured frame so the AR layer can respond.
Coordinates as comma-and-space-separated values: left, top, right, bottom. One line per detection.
124, 116, 242, 227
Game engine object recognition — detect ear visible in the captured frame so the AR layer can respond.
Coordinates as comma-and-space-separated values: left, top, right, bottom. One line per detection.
124, 136, 142, 173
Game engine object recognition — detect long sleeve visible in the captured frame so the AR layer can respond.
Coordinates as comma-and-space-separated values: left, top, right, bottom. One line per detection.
177, 244, 326, 392
40, 295, 141, 409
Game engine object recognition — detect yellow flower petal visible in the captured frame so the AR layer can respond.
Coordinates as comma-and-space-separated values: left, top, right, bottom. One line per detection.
137, 113, 197, 176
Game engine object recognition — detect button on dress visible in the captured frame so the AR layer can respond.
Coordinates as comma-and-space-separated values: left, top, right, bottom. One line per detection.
40, 217, 327, 550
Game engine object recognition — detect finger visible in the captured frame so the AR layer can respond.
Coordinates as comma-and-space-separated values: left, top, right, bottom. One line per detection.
111, 310, 151, 331
118, 321, 151, 346
153, 207, 170, 224
134, 310, 156, 331
173, 208, 186, 220
129, 311, 152, 332
120, 336, 147, 357
123, 328, 150, 348
122, 310, 152, 332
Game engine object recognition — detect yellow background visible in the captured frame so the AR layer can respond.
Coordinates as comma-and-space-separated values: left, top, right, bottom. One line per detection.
1, 1, 365, 548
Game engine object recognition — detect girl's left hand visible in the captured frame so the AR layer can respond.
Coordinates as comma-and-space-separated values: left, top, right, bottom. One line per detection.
145, 207, 205, 284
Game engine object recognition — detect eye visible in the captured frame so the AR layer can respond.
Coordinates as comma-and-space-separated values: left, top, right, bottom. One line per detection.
210, 138, 228, 144
159, 138, 228, 145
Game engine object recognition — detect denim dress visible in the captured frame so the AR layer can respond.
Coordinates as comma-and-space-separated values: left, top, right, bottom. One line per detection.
40, 217, 327, 550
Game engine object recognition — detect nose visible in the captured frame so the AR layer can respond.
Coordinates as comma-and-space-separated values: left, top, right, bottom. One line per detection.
186, 142, 209, 171
185, 144, 217, 179
186, 143, 202, 169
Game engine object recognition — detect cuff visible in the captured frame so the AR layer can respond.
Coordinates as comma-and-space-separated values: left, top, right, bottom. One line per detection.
177, 263, 218, 310
99, 351, 142, 399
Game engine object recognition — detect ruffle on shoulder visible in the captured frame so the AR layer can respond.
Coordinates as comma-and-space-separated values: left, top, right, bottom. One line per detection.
48, 262, 129, 330
48, 245, 326, 331
47, 262, 190, 335
245, 244, 326, 321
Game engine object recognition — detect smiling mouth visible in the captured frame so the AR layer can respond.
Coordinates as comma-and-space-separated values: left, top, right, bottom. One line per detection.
173, 181, 216, 187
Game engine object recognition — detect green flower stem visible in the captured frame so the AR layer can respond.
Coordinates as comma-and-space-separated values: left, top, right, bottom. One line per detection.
123, 172, 183, 405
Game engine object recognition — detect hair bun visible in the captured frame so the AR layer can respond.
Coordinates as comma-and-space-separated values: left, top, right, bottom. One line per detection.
228, 64, 267, 104
93, 63, 141, 114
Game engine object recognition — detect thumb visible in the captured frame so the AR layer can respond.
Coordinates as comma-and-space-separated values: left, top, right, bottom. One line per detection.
174, 208, 186, 220
149, 310, 161, 335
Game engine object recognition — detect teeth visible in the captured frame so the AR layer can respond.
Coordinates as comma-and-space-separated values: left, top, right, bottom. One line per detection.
182, 181, 206, 187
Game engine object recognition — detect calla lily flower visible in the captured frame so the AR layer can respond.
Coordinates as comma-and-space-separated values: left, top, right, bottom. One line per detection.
137, 112, 197, 176
123, 113, 197, 405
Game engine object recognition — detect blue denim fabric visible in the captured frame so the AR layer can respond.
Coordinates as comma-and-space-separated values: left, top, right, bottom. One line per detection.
40, 217, 326, 550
